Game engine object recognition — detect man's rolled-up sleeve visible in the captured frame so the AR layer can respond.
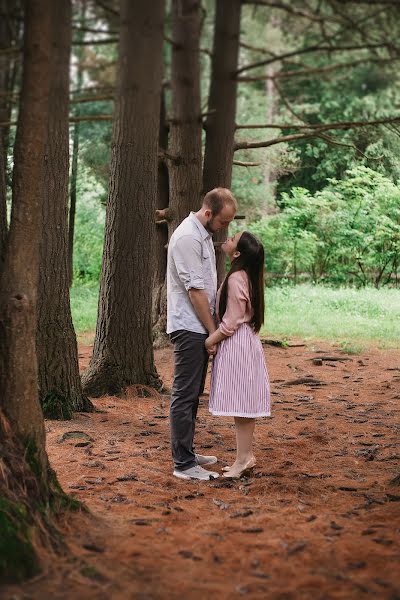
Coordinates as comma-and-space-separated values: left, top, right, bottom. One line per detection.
172, 235, 204, 291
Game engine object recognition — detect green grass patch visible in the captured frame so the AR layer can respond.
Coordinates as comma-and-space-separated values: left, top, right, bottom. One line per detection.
262, 284, 400, 349
70, 284, 99, 341
71, 283, 400, 349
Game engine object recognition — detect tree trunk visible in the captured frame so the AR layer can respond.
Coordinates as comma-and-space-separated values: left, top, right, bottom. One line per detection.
68, 119, 79, 286
0, 0, 14, 267
152, 0, 203, 349
0, 409, 63, 583
168, 0, 203, 235
82, 0, 165, 397
202, 0, 241, 283
36, 0, 92, 419
68, 0, 86, 288
152, 88, 169, 348
0, 0, 52, 473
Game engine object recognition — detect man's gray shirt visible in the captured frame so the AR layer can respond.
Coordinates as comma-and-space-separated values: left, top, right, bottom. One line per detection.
167, 212, 217, 335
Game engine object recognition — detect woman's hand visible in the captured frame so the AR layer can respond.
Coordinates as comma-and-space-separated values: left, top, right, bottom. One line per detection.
205, 336, 217, 356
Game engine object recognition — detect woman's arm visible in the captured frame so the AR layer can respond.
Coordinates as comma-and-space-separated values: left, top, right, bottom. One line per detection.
205, 327, 227, 351
205, 271, 249, 352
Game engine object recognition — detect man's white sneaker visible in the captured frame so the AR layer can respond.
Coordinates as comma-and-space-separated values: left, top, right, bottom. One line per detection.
173, 466, 219, 481
195, 453, 217, 466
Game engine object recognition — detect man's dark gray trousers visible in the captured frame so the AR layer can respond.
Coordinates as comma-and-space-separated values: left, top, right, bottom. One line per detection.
169, 329, 209, 471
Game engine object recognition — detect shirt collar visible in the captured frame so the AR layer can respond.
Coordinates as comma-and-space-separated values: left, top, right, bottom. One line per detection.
189, 212, 212, 240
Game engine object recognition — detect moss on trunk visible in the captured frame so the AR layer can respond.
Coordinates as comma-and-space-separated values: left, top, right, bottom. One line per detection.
0, 497, 40, 583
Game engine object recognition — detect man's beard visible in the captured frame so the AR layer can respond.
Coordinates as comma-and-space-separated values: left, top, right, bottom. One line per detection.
205, 215, 216, 233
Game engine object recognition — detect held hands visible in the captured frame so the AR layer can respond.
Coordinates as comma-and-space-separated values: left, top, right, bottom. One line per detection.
205, 336, 217, 356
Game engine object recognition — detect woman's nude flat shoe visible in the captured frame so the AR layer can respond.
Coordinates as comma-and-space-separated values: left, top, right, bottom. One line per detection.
222, 459, 256, 479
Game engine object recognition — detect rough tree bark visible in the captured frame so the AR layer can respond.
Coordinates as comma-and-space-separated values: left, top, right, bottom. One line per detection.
0, 0, 14, 267
152, 88, 169, 348
82, 0, 165, 396
152, 0, 203, 348
68, 0, 87, 287
0, 0, 67, 582
0, 0, 51, 471
36, 0, 92, 419
202, 0, 241, 283
167, 0, 203, 235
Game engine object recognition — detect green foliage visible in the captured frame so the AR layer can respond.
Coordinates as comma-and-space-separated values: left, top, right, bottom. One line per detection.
277, 58, 400, 194
249, 167, 400, 287
70, 284, 99, 332
72, 165, 106, 283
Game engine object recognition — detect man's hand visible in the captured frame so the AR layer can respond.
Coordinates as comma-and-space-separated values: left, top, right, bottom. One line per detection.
205, 336, 217, 356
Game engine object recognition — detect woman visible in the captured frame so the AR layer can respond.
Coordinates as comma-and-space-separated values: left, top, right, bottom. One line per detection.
205, 231, 271, 479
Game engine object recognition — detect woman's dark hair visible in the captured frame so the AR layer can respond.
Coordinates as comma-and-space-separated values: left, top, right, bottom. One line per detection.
218, 231, 265, 332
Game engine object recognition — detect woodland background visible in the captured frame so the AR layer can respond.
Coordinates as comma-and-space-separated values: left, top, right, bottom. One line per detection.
0, 0, 399, 588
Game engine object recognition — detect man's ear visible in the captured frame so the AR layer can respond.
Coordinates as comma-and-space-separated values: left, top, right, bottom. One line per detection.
204, 209, 212, 219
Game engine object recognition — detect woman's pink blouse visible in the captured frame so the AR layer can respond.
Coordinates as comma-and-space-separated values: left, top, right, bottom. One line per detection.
216, 270, 253, 337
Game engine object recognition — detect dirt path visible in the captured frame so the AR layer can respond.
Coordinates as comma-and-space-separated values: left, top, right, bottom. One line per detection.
3, 342, 400, 599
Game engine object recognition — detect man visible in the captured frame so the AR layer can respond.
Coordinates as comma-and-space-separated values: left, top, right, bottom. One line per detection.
167, 187, 237, 480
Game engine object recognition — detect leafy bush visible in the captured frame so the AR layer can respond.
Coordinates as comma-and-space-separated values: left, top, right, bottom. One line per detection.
248, 167, 400, 287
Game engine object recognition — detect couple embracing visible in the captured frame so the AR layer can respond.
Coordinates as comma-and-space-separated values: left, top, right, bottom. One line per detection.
166, 188, 271, 481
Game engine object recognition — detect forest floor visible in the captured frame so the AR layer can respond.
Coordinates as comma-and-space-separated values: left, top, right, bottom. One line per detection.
3, 341, 400, 600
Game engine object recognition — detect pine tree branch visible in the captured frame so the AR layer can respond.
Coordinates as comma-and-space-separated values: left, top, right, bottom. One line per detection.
233, 160, 262, 167
72, 25, 118, 34
70, 94, 114, 104
315, 132, 382, 159
234, 116, 400, 150
73, 37, 118, 45
236, 116, 400, 133
94, 0, 119, 17
237, 56, 397, 81
236, 42, 395, 74
69, 114, 113, 123
242, 0, 342, 24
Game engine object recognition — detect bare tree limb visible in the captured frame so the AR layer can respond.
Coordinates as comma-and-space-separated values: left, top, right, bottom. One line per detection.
73, 37, 118, 45
73, 25, 118, 34
236, 42, 395, 74
94, 0, 119, 17
237, 56, 397, 81
242, 0, 342, 24
69, 114, 113, 123
0, 46, 21, 56
233, 160, 262, 167
234, 116, 400, 150
271, 78, 308, 124
70, 94, 114, 104
315, 132, 382, 159
236, 116, 400, 132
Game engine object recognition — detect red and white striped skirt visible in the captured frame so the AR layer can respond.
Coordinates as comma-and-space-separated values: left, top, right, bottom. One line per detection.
209, 323, 271, 418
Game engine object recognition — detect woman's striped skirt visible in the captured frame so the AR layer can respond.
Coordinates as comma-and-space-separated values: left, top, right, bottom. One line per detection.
209, 323, 271, 418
